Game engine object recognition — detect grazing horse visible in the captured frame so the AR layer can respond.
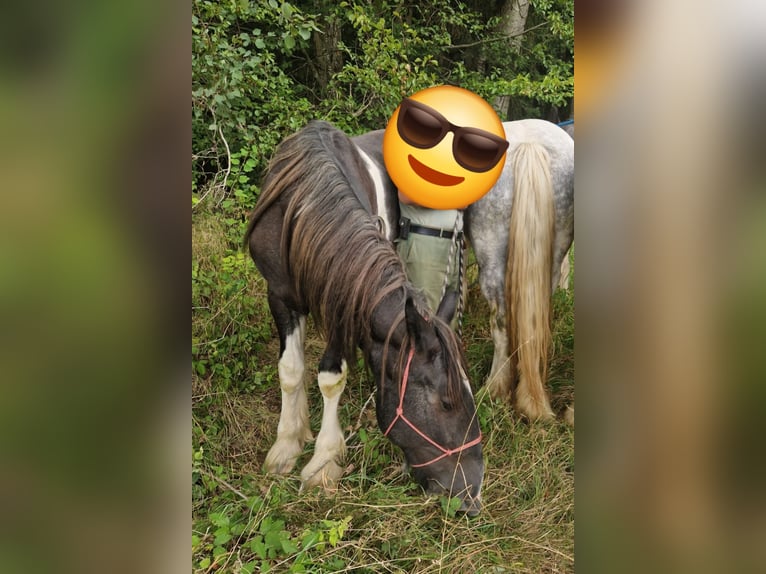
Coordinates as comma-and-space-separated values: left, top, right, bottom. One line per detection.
245, 121, 483, 515
353, 120, 573, 422
465, 119, 574, 421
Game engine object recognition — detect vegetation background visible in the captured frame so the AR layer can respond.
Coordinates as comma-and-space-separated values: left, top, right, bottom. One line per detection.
192, 1, 574, 572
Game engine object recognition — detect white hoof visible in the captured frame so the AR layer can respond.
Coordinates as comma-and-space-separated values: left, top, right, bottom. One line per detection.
300, 458, 345, 491
515, 389, 555, 422
564, 404, 574, 427
264, 437, 309, 475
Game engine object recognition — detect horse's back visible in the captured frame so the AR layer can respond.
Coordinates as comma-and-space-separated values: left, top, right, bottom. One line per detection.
466, 119, 574, 302
502, 119, 574, 199
467, 119, 573, 237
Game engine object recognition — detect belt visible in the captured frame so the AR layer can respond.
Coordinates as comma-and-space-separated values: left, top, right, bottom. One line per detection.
399, 217, 462, 241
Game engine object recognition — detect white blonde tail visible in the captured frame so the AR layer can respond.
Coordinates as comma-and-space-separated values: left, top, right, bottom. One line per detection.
506, 143, 555, 420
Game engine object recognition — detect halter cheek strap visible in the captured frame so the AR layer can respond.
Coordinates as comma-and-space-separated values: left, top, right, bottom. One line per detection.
383, 347, 482, 468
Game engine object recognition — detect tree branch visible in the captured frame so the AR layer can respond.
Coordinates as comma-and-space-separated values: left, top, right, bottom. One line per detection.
442, 21, 549, 50
197, 467, 249, 502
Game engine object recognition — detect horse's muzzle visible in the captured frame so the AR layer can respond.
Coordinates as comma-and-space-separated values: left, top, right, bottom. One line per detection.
458, 493, 481, 517
424, 478, 482, 517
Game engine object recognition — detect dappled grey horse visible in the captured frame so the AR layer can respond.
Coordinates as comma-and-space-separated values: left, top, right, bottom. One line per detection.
465, 119, 574, 421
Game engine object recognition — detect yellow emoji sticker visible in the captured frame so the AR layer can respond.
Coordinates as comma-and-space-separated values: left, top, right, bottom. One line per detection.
383, 85, 508, 209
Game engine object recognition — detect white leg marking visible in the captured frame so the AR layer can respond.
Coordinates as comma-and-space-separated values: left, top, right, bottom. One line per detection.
301, 360, 348, 490
356, 148, 394, 240
264, 317, 312, 474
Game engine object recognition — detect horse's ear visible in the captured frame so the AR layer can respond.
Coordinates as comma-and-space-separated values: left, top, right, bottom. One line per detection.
436, 289, 458, 325
405, 296, 437, 355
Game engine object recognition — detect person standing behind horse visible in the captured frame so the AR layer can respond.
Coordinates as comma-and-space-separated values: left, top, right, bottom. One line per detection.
395, 193, 464, 319
382, 86, 509, 324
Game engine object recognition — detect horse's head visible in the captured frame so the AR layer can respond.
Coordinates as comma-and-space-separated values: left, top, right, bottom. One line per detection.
373, 291, 484, 516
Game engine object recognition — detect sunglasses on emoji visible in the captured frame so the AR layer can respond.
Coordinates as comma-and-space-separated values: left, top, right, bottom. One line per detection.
396, 97, 509, 173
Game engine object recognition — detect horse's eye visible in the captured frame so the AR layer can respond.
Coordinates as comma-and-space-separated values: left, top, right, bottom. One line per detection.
441, 399, 453, 411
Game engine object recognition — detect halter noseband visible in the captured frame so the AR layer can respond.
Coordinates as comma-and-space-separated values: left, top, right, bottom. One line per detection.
383, 347, 482, 468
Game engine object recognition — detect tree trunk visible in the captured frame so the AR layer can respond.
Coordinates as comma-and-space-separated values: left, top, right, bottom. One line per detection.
313, 16, 343, 97
492, 0, 530, 118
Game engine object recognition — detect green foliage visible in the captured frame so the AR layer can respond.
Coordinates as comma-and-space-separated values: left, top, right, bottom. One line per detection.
192, 0, 574, 198
192, 455, 358, 573
193, 0, 319, 193
191, 184, 272, 398
316, 1, 482, 131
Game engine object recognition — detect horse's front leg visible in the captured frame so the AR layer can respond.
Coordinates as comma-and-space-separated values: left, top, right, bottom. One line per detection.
264, 298, 312, 475
300, 345, 347, 490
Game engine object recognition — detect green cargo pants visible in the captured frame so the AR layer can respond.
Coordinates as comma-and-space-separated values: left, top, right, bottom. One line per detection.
395, 203, 463, 318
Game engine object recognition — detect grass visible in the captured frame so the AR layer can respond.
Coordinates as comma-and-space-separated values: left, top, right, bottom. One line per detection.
192, 202, 575, 573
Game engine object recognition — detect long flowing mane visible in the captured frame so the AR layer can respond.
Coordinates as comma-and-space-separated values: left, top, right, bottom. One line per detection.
245, 121, 468, 409
246, 121, 407, 361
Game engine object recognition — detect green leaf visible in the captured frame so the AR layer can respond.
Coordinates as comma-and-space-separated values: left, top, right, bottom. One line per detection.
248, 496, 264, 512
264, 529, 284, 552
281, 537, 298, 554
214, 527, 232, 546
301, 531, 319, 550
251, 536, 267, 559
439, 495, 462, 518
283, 34, 295, 50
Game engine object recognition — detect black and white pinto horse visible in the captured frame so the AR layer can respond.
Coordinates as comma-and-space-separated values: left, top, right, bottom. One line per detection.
245, 122, 483, 515
355, 119, 573, 422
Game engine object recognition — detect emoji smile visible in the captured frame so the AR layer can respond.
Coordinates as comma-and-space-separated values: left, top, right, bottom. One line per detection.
408, 155, 465, 187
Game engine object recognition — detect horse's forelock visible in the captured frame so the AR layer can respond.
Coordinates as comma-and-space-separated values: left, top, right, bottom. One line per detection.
380, 309, 469, 413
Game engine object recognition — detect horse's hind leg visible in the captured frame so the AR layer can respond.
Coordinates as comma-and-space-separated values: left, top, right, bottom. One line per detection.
485, 300, 513, 401
300, 344, 347, 490
264, 293, 313, 475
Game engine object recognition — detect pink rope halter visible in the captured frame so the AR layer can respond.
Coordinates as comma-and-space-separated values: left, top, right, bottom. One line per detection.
383, 347, 482, 468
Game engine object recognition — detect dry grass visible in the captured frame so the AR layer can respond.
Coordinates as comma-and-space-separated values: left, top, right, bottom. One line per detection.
192, 210, 229, 268
192, 220, 575, 573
